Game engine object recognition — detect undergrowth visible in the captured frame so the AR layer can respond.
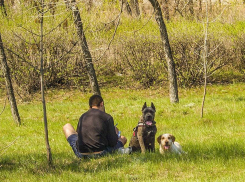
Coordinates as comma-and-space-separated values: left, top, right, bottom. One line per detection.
0, 1, 245, 95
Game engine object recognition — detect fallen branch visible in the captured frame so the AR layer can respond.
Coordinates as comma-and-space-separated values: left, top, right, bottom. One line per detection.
0, 137, 20, 156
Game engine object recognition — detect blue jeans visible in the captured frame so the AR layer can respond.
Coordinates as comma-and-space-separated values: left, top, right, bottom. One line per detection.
67, 134, 123, 159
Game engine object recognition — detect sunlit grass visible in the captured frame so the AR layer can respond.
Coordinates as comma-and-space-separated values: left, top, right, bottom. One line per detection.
1, 1, 245, 181
1, 83, 245, 181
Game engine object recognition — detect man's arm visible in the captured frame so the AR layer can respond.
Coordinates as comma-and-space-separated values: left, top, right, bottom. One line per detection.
107, 117, 119, 147
76, 117, 81, 133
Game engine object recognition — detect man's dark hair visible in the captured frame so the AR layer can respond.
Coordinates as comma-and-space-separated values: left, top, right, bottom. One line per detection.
89, 95, 103, 108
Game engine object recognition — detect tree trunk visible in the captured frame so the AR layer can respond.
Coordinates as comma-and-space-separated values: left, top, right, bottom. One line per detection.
48, 0, 58, 16
199, 0, 202, 13
65, 0, 101, 96
209, 0, 212, 13
0, 0, 7, 16
0, 33, 21, 126
40, 0, 52, 165
162, 0, 170, 20
188, 0, 194, 16
130, 0, 140, 17
86, 0, 93, 12
201, 0, 209, 118
148, 0, 179, 103
173, 0, 183, 17
120, 0, 132, 16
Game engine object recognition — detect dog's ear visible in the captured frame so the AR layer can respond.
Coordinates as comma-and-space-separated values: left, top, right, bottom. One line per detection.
170, 135, 175, 142
142, 102, 147, 111
151, 102, 156, 111
157, 135, 162, 144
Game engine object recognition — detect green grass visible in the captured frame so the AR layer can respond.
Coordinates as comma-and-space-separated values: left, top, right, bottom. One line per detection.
1, 2, 245, 44
1, 83, 245, 181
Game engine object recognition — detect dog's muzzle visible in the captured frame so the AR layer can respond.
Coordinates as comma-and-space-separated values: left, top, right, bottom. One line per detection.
163, 142, 170, 150
145, 114, 153, 121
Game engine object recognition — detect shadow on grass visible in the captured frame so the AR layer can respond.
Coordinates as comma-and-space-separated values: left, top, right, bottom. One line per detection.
0, 152, 132, 174
186, 142, 245, 161
1, 142, 245, 175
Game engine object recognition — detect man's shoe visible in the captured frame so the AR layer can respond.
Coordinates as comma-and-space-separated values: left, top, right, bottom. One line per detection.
117, 147, 132, 154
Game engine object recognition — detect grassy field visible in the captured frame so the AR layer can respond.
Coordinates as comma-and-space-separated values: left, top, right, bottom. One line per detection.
1, 84, 245, 181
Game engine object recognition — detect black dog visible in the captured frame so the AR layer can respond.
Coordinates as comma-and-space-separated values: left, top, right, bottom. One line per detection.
129, 102, 157, 153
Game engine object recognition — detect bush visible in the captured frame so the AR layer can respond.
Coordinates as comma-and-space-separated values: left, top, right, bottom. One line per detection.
4, 31, 89, 95
1, 1, 245, 95
2, 30, 245, 94
113, 37, 168, 88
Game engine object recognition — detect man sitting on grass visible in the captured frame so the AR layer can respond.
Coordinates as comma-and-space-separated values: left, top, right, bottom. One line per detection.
63, 94, 131, 158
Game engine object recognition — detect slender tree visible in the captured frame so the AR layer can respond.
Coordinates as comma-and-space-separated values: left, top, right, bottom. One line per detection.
148, 0, 179, 103
130, 0, 140, 17
201, 0, 209, 118
120, 0, 132, 16
198, 0, 202, 14
189, 0, 194, 16
0, 33, 21, 126
39, 0, 52, 165
162, 0, 170, 20
65, 0, 101, 96
0, 0, 7, 16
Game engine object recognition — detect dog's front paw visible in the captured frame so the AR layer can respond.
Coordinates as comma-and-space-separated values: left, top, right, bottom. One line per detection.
141, 149, 146, 154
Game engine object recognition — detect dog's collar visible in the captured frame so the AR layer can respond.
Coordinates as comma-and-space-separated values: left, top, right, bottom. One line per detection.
138, 120, 156, 127
137, 123, 145, 127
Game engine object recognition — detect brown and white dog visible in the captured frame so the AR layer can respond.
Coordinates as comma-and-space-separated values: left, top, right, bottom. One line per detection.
157, 134, 185, 155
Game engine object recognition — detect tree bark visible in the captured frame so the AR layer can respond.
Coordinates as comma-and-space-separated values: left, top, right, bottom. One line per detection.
209, 0, 212, 13
199, 0, 202, 13
65, 0, 101, 96
0, 0, 7, 16
201, 1, 209, 118
0, 33, 21, 126
86, 0, 93, 12
120, 0, 132, 16
130, 0, 140, 17
40, 0, 52, 165
148, 0, 179, 103
188, 0, 194, 16
162, 0, 170, 20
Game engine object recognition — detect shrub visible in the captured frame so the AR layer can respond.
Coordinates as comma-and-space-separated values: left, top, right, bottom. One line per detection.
1, 1, 245, 95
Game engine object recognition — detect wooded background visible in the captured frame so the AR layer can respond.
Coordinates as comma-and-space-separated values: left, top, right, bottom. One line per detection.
1, 0, 245, 98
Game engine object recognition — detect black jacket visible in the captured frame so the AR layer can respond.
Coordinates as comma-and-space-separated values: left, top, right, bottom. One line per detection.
76, 108, 118, 153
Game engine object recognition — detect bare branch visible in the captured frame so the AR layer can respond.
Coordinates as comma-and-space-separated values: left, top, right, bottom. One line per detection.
0, 137, 20, 156
210, 5, 229, 23
43, 15, 72, 36
94, 0, 124, 62
17, 25, 40, 37
12, 32, 39, 46
44, 40, 79, 71
5, 48, 39, 71
132, 9, 155, 34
